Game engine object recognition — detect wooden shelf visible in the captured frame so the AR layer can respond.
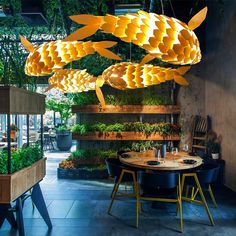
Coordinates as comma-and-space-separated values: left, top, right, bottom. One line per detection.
192, 145, 206, 149
72, 132, 180, 141
72, 105, 180, 114
193, 136, 205, 140
0, 86, 45, 114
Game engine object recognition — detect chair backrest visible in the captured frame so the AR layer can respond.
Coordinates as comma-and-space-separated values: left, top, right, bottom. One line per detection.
105, 158, 122, 178
196, 163, 220, 184
138, 171, 179, 189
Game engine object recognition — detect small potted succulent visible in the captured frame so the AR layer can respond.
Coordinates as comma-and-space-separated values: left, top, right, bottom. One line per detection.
206, 130, 221, 159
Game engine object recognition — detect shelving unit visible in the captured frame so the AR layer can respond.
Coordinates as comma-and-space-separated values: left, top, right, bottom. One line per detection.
0, 86, 51, 236
72, 104, 181, 146
72, 105, 180, 114
72, 131, 180, 141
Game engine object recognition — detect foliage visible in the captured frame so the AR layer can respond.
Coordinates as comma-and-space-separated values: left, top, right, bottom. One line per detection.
72, 122, 180, 136
71, 85, 173, 106
10, 124, 19, 131
69, 92, 98, 106
0, 146, 43, 174
0, 34, 37, 89
207, 141, 220, 154
206, 130, 221, 155
56, 125, 70, 132
46, 90, 72, 126
59, 149, 117, 169
119, 141, 161, 152
59, 140, 166, 170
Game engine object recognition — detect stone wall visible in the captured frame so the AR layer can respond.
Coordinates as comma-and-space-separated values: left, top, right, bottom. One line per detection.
203, 0, 236, 191
179, 0, 236, 191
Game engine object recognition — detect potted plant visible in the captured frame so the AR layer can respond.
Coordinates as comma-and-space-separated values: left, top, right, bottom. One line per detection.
10, 124, 19, 140
55, 125, 72, 151
206, 130, 221, 159
57, 149, 117, 179
46, 90, 73, 151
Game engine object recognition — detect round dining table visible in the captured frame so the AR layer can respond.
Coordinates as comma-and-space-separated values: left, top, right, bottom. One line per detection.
119, 150, 203, 171
118, 150, 215, 226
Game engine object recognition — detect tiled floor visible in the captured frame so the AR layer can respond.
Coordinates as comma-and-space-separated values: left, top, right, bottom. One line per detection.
1, 151, 236, 236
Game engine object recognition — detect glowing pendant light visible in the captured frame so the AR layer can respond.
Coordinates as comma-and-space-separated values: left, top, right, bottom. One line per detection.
101, 62, 190, 90
47, 69, 96, 93
20, 36, 121, 76
65, 7, 207, 65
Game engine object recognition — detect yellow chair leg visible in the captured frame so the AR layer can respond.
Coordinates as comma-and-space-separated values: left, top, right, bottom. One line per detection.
191, 187, 195, 199
136, 189, 139, 228
176, 186, 179, 216
108, 171, 124, 214
192, 188, 199, 200
193, 174, 215, 226
178, 200, 183, 233
110, 181, 117, 198
176, 202, 179, 216
178, 175, 183, 232
190, 187, 199, 202
208, 185, 218, 208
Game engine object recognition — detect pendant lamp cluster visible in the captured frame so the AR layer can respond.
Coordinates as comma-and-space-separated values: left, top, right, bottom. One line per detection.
21, 6, 208, 106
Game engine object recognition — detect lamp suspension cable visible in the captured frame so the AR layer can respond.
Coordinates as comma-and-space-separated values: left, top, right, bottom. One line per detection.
168, 0, 176, 18
160, 0, 164, 14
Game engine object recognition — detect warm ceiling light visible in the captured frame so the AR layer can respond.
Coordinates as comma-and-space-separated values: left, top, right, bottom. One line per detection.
66, 7, 207, 65
20, 36, 121, 76
101, 62, 190, 90
47, 69, 96, 93
102, 62, 190, 90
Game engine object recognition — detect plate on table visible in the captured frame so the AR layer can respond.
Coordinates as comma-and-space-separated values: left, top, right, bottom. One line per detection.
146, 161, 160, 166
183, 159, 197, 165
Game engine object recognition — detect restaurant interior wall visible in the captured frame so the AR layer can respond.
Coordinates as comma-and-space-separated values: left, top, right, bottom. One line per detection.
201, 0, 236, 191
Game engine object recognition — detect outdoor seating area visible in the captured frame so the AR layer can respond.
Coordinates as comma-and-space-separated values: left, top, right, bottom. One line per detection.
0, 1, 236, 236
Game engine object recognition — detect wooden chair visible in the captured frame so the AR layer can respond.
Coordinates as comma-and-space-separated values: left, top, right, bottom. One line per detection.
191, 115, 211, 155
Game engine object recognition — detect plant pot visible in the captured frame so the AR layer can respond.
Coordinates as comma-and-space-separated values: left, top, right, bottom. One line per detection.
56, 131, 72, 151
10, 130, 16, 140
0, 158, 46, 203
212, 153, 219, 160
57, 167, 108, 179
